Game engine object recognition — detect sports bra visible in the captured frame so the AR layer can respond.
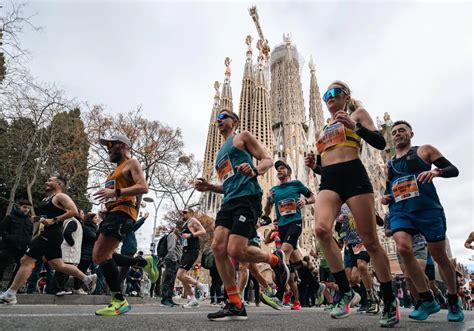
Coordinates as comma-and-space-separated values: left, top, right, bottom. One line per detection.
316, 122, 361, 156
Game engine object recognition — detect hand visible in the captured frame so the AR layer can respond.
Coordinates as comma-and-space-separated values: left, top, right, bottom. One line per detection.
305, 151, 316, 170
296, 198, 306, 209
194, 177, 210, 192
235, 163, 256, 177
143, 212, 150, 219
417, 169, 441, 183
381, 195, 391, 205
94, 188, 116, 202
32, 216, 41, 223
182, 233, 191, 239
43, 219, 55, 226
335, 111, 356, 130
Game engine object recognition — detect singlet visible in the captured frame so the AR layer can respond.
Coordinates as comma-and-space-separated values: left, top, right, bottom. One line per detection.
270, 180, 311, 227
37, 195, 65, 236
316, 122, 361, 156
181, 220, 200, 250
387, 146, 443, 214
104, 159, 138, 221
214, 135, 262, 204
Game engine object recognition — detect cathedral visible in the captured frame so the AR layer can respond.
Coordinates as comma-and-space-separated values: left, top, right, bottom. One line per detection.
199, 7, 400, 273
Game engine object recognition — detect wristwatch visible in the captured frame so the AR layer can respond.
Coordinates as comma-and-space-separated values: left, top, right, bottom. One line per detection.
250, 165, 259, 178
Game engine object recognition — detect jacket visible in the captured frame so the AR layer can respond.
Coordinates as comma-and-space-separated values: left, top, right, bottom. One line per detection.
165, 231, 182, 263
121, 216, 146, 255
0, 208, 33, 252
81, 221, 98, 260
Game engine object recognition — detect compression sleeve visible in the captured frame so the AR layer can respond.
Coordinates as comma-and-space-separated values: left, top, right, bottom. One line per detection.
311, 155, 323, 175
355, 125, 386, 150
63, 221, 77, 246
433, 157, 459, 178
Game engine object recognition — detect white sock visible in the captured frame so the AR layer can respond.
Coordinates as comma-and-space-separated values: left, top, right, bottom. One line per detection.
5, 288, 17, 296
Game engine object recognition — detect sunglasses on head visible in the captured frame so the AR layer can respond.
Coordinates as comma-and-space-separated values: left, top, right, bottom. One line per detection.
217, 113, 235, 121
322, 87, 348, 102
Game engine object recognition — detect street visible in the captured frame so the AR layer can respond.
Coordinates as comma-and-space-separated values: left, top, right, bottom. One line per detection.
0, 302, 472, 330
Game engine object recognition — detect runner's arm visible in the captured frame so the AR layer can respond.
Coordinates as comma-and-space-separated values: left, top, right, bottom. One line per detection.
418, 145, 459, 181
241, 131, 273, 176
54, 193, 79, 223
194, 177, 224, 194
122, 159, 149, 196
189, 218, 206, 237
350, 108, 386, 150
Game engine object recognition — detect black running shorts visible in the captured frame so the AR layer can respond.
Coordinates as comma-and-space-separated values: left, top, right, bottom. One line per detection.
99, 211, 134, 241
179, 248, 199, 271
215, 195, 262, 239
26, 231, 63, 261
278, 220, 302, 249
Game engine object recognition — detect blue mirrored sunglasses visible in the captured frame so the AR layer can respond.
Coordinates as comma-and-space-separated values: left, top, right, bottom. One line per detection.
217, 113, 234, 120
322, 87, 347, 102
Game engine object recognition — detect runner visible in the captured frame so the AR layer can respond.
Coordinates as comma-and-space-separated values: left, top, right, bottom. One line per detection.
0, 177, 97, 305
305, 81, 398, 327
263, 160, 320, 310
195, 109, 288, 321
176, 208, 207, 309
92, 134, 156, 316
382, 120, 464, 322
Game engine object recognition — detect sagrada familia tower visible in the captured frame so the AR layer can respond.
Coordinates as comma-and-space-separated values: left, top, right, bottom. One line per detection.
200, 7, 399, 269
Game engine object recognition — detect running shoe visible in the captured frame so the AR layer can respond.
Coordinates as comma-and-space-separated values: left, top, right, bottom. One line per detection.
447, 298, 464, 322
0, 292, 17, 305
143, 256, 159, 283
272, 250, 289, 288
207, 302, 248, 321
357, 304, 368, 313
366, 298, 380, 314
194, 283, 208, 301
350, 291, 361, 307
330, 290, 353, 319
56, 290, 73, 296
84, 274, 98, 294
291, 301, 302, 310
282, 291, 292, 306
95, 298, 131, 316
316, 283, 326, 306
409, 299, 440, 320
324, 303, 335, 311
260, 291, 282, 310
379, 298, 400, 328
160, 299, 178, 307
73, 289, 88, 295
182, 298, 199, 309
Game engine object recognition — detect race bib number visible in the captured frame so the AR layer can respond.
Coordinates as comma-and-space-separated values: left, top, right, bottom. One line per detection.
316, 122, 347, 154
102, 179, 117, 204
216, 154, 234, 182
278, 198, 297, 216
353, 243, 367, 254
392, 175, 419, 203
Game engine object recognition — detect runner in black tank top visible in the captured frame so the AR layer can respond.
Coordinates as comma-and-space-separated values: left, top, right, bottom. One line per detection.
0, 176, 97, 305
177, 208, 207, 308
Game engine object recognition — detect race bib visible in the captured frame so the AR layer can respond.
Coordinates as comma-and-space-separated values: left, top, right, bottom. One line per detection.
102, 179, 117, 204
316, 122, 347, 154
353, 243, 367, 254
392, 175, 419, 203
216, 154, 234, 182
278, 198, 297, 216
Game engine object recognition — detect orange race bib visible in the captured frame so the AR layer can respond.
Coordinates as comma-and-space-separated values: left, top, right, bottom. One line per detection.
278, 198, 297, 216
392, 175, 419, 203
101, 179, 117, 204
216, 154, 235, 182
316, 122, 347, 154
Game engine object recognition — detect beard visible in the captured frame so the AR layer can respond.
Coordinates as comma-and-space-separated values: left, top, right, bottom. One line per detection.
109, 149, 123, 163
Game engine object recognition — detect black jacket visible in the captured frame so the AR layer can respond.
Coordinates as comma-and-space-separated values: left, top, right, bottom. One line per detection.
80, 221, 98, 260
0, 208, 33, 252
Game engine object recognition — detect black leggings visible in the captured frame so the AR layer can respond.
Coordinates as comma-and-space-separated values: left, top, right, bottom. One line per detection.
210, 266, 223, 303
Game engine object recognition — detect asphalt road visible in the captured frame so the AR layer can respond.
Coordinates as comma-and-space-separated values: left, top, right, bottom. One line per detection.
0, 302, 472, 330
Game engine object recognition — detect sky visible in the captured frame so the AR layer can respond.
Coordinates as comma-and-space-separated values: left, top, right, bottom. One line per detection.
9, 1, 473, 267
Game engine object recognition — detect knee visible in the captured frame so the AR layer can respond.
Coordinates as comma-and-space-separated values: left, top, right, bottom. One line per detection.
362, 238, 380, 254
314, 223, 332, 241
211, 240, 227, 258
396, 243, 414, 259
358, 263, 368, 274
227, 245, 244, 260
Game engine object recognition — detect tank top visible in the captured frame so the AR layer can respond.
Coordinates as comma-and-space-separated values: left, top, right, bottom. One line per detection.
37, 195, 65, 237
316, 122, 361, 156
214, 135, 262, 204
181, 220, 199, 250
104, 159, 138, 220
388, 146, 443, 213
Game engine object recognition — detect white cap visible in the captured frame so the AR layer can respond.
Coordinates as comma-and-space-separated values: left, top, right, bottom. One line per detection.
99, 134, 131, 147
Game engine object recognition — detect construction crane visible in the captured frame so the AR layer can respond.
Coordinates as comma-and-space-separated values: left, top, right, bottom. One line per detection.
248, 6, 270, 60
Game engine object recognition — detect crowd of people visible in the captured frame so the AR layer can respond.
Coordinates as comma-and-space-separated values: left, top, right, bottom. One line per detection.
0, 80, 472, 327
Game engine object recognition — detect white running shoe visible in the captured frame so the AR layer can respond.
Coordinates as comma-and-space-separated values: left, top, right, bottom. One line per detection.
73, 289, 88, 295
84, 274, 98, 294
0, 292, 17, 305
182, 299, 199, 309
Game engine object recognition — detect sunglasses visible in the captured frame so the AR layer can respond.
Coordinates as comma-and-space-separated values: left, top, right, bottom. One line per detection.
182, 210, 189, 214
322, 87, 348, 102
106, 141, 122, 149
217, 113, 235, 121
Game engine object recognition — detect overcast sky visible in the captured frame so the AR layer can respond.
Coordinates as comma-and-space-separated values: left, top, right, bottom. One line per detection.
12, 1, 473, 267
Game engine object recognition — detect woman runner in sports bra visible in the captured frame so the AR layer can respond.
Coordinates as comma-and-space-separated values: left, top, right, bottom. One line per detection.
305, 81, 398, 327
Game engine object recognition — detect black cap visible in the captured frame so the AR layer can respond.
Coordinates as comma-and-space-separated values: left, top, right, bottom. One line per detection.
175, 220, 185, 228
274, 160, 292, 173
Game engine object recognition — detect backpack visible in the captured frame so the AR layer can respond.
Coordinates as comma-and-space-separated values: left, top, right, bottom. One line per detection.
201, 248, 215, 270
156, 233, 170, 258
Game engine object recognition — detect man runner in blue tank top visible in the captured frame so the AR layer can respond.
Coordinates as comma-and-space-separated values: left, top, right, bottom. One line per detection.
382, 120, 463, 322
195, 109, 288, 321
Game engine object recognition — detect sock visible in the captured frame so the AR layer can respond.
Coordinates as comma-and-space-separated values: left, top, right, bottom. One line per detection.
100, 259, 122, 295
268, 253, 279, 268
113, 253, 147, 267
447, 293, 458, 305
380, 281, 396, 306
111, 291, 124, 301
419, 291, 434, 302
226, 285, 242, 309
332, 270, 351, 294
5, 288, 17, 296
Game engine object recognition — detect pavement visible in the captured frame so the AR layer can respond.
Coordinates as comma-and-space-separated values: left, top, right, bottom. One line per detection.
0, 299, 472, 330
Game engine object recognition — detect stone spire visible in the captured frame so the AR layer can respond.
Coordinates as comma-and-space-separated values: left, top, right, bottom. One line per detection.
238, 36, 255, 134
220, 57, 233, 112
202, 81, 223, 180
308, 55, 325, 135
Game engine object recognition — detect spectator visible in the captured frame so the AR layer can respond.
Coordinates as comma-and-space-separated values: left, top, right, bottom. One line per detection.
126, 267, 143, 296
0, 200, 33, 289
160, 221, 183, 307
73, 213, 99, 294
